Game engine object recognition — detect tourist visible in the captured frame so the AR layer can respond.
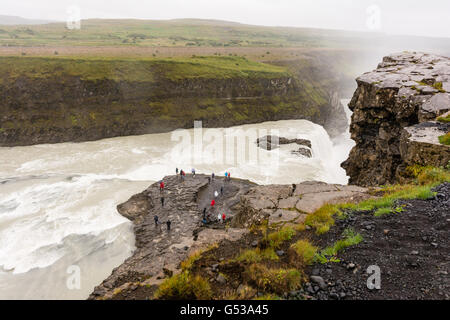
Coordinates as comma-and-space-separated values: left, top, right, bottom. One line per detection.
159, 181, 165, 192
191, 168, 196, 177
161, 196, 165, 207
166, 220, 171, 231
154, 215, 159, 228
220, 186, 224, 195
225, 172, 228, 179
214, 190, 219, 198
176, 168, 179, 175
222, 213, 226, 222
212, 173, 215, 180
211, 199, 215, 208
227, 172, 231, 181
217, 213, 222, 223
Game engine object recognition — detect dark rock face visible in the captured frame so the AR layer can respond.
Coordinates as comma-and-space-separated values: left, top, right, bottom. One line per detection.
343, 52, 450, 186
256, 135, 312, 157
0, 59, 348, 147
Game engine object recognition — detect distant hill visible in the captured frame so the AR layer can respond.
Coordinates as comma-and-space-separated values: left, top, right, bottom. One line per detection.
0, 17, 448, 56
0, 15, 55, 25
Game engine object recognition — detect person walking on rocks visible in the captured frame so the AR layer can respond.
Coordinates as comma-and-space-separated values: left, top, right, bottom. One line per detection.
220, 186, 224, 195
211, 199, 215, 208
227, 172, 231, 181
208, 176, 211, 184
166, 220, 171, 232
176, 168, 179, 175
154, 215, 159, 228
191, 168, 196, 177
212, 173, 215, 180
225, 172, 228, 180
222, 213, 226, 223
161, 196, 165, 207
203, 207, 207, 219
217, 213, 222, 223
159, 181, 165, 193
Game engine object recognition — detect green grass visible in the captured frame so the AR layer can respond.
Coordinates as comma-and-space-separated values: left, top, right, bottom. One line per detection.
267, 226, 296, 249
154, 271, 212, 300
246, 264, 303, 294
314, 228, 363, 264
437, 115, 450, 123
305, 166, 449, 234
0, 18, 391, 49
290, 240, 318, 265
439, 133, 450, 145
0, 55, 289, 83
233, 247, 279, 263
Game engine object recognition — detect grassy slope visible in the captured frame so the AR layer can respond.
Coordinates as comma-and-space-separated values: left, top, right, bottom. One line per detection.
0, 55, 289, 82
152, 166, 450, 300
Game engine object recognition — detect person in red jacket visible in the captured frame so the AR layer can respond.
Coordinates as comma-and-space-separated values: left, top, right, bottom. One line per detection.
211, 199, 215, 208
159, 181, 165, 192
222, 213, 226, 222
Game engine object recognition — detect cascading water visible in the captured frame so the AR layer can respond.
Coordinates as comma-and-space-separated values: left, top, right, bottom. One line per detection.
0, 108, 354, 299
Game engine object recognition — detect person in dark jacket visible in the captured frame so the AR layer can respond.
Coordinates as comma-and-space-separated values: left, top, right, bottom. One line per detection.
154, 215, 159, 228
166, 220, 171, 231
161, 197, 165, 207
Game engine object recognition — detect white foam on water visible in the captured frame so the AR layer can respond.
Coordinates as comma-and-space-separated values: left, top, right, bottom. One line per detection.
0, 116, 354, 299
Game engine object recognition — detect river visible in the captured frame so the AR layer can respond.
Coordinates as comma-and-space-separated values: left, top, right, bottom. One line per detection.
0, 100, 354, 299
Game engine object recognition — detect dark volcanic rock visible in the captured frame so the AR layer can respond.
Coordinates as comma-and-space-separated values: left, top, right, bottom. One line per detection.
256, 135, 312, 157
88, 174, 253, 300
343, 52, 450, 186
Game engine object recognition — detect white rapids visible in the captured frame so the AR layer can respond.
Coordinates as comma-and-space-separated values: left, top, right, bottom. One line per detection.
0, 103, 354, 299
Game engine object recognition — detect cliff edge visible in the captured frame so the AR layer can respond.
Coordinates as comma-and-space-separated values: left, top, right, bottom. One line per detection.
343, 52, 450, 186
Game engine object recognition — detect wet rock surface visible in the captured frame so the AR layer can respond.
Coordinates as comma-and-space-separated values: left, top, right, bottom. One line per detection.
343, 52, 450, 186
232, 181, 370, 228
290, 183, 450, 300
256, 135, 313, 158
89, 174, 254, 300
89, 177, 371, 300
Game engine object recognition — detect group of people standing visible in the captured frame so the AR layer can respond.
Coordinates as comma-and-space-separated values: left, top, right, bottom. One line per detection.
154, 168, 233, 233
154, 180, 171, 232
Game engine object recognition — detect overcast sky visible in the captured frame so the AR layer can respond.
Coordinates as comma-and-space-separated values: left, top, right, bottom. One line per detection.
1, 0, 449, 38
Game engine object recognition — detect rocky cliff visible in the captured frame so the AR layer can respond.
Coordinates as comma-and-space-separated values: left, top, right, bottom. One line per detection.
343, 52, 450, 186
89, 174, 371, 300
0, 56, 347, 147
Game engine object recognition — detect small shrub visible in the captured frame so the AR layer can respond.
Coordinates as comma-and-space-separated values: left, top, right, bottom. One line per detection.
234, 247, 279, 263
267, 226, 296, 248
305, 204, 339, 234
290, 240, 318, 265
246, 264, 303, 294
180, 251, 203, 271
439, 133, 450, 146
437, 115, 450, 123
155, 271, 212, 300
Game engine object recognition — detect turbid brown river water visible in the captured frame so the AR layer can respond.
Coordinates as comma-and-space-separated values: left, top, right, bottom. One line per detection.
0, 101, 354, 299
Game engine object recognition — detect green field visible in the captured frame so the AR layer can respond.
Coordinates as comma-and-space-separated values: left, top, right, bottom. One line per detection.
1, 18, 449, 53
0, 55, 290, 82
